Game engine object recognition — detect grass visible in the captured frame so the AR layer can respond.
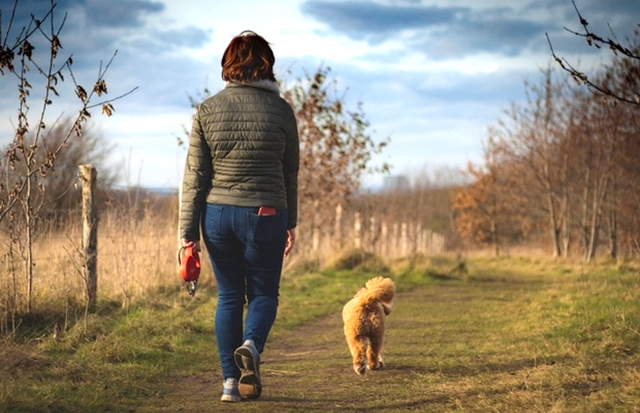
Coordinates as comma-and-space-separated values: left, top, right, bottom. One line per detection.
2, 254, 640, 412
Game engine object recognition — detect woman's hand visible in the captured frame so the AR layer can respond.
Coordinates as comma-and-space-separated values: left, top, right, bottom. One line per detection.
182, 239, 201, 253
284, 229, 295, 258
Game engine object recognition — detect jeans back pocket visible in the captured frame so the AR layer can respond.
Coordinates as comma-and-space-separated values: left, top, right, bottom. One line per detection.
248, 210, 287, 246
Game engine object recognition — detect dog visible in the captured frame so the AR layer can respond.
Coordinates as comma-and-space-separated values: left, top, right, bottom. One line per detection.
342, 276, 395, 375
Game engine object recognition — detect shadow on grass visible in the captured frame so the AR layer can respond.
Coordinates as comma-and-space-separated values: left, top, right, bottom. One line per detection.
258, 395, 453, 411
386, 354, 572, 378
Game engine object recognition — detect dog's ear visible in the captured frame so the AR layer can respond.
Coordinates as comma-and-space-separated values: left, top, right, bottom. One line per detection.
382, 303, 392, 315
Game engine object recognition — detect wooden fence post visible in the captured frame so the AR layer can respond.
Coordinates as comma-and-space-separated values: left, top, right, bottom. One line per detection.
354, 211, 362, 250
380, 222, 388, 257
369, 216, 377, 252
311, 200, 320, 253
392, 222, 399, 257
401, 222, 408, 256
80, 164, 98, 310
334, 204, 342, 250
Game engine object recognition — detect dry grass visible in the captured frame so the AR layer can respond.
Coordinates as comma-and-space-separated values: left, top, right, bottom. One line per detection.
1, 253, 640, 412
2, 195, 430, 329
2, 195, 640, 412
141, 255, 640, 413
0, 195, 210, 336
2, 209, 177, 308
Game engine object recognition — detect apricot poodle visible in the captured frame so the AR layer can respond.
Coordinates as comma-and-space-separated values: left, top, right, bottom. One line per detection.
342, 276, 395, 375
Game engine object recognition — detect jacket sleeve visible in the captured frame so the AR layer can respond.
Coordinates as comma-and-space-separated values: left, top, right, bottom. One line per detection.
179, 111, 212, 240
283, 106, 299, 229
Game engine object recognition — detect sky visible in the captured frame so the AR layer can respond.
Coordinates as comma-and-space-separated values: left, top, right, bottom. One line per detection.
1, 0, 638, 190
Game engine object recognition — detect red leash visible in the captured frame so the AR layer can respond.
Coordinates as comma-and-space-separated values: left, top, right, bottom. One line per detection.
178, 245, 200, 296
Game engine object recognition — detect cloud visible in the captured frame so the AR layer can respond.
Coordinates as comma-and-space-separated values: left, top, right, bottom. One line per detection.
299, 0, 606, 59
1, 0, 212, 82
414, 16, 548, 59
301, 1, 464, 40
4, 0, 164, 31
572, 0, 640, 28
3, 0, 639, 189
0, 0, 210, 144
5, 0, 205, 51
77, 0, 165, 27
154, 27, 212, 49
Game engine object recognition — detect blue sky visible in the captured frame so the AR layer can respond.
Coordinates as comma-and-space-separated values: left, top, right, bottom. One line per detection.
1, 0, 638, 189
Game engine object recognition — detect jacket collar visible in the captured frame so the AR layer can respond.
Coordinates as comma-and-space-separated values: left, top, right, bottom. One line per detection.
225, 79, 280, 94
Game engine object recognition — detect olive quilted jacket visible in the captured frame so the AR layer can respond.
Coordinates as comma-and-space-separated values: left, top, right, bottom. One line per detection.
179, 81, 299, 241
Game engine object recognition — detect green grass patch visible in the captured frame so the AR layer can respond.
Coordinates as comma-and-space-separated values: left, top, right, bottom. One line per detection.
2, 255, 640, 412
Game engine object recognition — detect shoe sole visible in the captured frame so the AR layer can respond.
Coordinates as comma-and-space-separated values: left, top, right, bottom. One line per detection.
234, 347, 262, 399
220, 394, 241, 403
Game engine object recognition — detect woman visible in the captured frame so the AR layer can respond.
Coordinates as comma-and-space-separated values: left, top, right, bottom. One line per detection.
179, 31, 299, 403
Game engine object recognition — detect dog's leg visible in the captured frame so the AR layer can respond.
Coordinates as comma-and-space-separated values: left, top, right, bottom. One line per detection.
366, 333, 384, 371
346, 333, 367, 375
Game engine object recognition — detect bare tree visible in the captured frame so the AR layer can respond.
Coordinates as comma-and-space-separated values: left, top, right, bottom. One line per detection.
3, 118, 120, 214
453, 5, 640, 259
491, 67, 574, 257
0, 0, 135, 316
545, 2, 640, 259
572, 91, 632, 261
460, 64, 640, 259
281, 66, 389, 247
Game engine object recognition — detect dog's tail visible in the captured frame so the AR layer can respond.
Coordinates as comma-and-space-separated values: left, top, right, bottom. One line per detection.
360, 276, 395, 314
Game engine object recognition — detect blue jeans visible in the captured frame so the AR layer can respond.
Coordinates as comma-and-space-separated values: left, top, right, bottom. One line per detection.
201, 203, 288, 380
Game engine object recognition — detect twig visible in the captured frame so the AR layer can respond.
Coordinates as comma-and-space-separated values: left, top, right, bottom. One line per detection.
545, 1, 640, 106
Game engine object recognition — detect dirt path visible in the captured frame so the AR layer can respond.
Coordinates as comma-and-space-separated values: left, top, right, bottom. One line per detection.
143, 284, 446, 413
147, 310, 350, 413
142, 276, 565, 413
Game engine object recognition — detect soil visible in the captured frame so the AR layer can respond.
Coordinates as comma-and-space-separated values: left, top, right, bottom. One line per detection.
141, 287, 436, 413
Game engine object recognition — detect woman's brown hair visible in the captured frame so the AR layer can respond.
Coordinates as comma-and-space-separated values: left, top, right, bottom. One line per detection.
221, 31, 276, 83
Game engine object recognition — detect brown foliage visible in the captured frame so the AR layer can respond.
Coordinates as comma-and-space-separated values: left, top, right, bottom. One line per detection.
281, 66, 389, 227
457, 61, 640, 259
452, 152, 531, 255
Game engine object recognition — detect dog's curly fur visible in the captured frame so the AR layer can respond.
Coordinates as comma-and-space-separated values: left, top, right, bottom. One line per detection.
342, 276, 395, 375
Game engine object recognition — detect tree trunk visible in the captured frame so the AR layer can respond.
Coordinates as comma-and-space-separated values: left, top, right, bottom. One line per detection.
546, 188, 562, 258
608, 206, 618, 260
607, 175, 618, 260
25, 175, 34, 314
586, 176, 608, 263
491, 218, 499, 257
581, 168, 591, 259
561, 212, 570, 259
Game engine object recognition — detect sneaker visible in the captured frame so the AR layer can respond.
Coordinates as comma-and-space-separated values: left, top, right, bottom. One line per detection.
220, 378, 241, 403
234, 340, 262, 399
